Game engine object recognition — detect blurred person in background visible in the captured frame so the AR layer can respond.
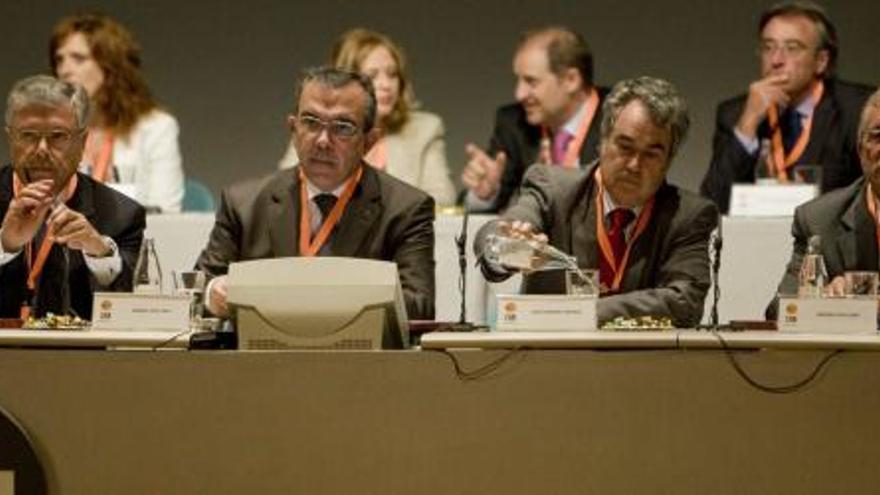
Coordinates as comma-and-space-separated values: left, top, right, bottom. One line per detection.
280, 28, 455, 206
51, 12, 185, 213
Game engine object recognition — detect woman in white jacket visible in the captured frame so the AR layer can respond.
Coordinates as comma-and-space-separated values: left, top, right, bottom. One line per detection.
50, 12, 185, 213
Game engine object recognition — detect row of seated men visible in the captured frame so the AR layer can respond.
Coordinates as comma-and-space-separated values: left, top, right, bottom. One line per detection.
33, 3, 875, 215
0, 2, 878, 329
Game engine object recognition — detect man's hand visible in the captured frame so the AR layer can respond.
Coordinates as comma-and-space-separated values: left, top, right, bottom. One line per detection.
495, 220, 549, 272
736, 74, 791, 139
461, 143, 506, 201
48, 203, 112, 257
824, 276, 846, 297
0, 179, 55, 252
207, 275, 230, 318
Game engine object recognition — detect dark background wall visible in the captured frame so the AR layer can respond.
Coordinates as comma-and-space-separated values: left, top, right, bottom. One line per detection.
1, 0, 877, 196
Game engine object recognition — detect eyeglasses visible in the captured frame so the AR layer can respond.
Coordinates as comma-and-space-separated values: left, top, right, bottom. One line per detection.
757, 40, 811, 58
8, 127, 83, 150
296, 115, 361, 139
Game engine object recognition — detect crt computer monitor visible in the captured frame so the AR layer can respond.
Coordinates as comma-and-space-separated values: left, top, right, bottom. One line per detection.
227, 257, 409, 350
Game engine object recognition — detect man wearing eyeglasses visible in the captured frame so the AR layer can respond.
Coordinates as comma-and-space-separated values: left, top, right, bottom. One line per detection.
196, 67, 435, 320
700, 1, 874, 214
766, 88, 880, 319
0, 75, 145, 319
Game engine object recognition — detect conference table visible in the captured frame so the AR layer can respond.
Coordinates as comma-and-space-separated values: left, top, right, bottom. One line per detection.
1, 329, 879, 494
145, 213, 794, 325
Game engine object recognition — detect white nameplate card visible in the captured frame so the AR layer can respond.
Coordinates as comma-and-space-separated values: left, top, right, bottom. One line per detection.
92, 292, 190, 332
729, 183, 817, 217
777, 296, 877, 334
495, 294, 597, 331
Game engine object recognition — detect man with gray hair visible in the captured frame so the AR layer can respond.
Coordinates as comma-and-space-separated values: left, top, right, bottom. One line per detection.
474, 76, 718, 327
767, 88, 880, 319
0, 75, 145, 319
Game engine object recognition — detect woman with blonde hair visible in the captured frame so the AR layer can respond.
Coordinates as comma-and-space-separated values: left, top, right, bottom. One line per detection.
280, 28, 455, 205
50, 12, 185, 212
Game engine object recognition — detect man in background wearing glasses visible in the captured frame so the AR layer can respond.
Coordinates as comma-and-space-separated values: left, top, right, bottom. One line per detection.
700, 1, 874, 214
196, 67, 435, 321
0, 75, 145, 319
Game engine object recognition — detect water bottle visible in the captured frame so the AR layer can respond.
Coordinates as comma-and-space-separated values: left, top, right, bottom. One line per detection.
484, 234, 574, 272
798, 235, 827, 298
133, 238, 163, 294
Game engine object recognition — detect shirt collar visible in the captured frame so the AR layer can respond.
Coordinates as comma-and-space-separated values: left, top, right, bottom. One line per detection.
560, 99, 589, 136
601, 186, 642, 219
304, 177, 347, 201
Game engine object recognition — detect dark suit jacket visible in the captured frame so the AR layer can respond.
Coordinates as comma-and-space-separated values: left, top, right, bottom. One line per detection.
474, 163, 718, 327
0, 166, 146, 319
481, 87, 609, 213
700, 78, 874, 213
765, 178, 876, 319
196, 165, 436, 320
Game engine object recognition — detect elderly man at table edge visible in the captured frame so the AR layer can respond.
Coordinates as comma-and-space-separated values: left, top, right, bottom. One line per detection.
196, 67, 435, 321
474, 77, 719, 327
700, 1, 874, 214
461, 26, 608, 213
766, 88, 880, 320
0, 75, 145, 319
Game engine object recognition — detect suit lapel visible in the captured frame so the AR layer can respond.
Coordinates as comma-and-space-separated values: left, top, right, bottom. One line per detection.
801, 88, 836, 165
569, 170, 599, 270
268, 170, 300, 257
838, 186, 878, 271
331, 165, 382, 257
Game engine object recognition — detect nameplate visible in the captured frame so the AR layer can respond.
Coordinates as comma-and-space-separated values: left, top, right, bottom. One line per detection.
729, 183, 817, 217
495, 294, 597, 331
92, 292, 190, 332
777, 296, 877, 334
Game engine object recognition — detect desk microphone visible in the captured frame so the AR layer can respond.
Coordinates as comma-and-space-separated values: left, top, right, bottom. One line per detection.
448, 206, 478, 331
709, 220, 723, 330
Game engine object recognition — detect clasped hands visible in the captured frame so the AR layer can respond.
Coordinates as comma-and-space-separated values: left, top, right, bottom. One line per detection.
0, 179, 111, 257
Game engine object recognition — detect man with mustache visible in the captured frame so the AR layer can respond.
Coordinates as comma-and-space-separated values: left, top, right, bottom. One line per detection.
474, 77, 718, 327
196, 67, 435, 320
766, 88, 880, 319
0, 75, 145, 319
461, 26, 607, 213
700, 1, 874, 214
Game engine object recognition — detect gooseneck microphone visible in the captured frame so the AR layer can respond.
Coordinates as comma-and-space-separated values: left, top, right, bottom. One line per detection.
454, 205, 470, 326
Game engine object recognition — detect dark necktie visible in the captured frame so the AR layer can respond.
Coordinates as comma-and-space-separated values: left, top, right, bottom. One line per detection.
313, 193, 337, 226
600, 208, 636, 290
781, 108, 803, 153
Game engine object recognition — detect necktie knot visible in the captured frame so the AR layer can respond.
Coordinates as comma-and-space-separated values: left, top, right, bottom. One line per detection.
608, 208, 635, 232
551, 130, 574, 165
313, 193, 337, 220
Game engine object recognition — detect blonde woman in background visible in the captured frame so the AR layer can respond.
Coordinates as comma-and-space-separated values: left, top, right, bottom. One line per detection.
51, 12, 185, 213
280, 28, 455, 205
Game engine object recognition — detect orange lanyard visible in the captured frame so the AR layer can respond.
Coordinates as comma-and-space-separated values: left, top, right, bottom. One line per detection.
297, 166, 362, 257
540, 88, 600, 168
86, 129, 115, 182
594, 169, 655, 291
365, 138, 387, 170
865, 183, 880, 252
766, 81, 824, 181
12, 174, 77, 316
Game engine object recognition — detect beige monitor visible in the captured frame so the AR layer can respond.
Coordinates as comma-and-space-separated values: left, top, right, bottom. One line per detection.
227, 257, 409, 350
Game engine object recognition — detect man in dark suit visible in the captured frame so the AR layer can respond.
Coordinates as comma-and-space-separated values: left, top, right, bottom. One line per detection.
197, 67, 435, 320
700, 1, 874, 214
461, 26, 606, 213
474, 77, 718, 327
766, 88, 880, 319
0, 75, 145, 319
